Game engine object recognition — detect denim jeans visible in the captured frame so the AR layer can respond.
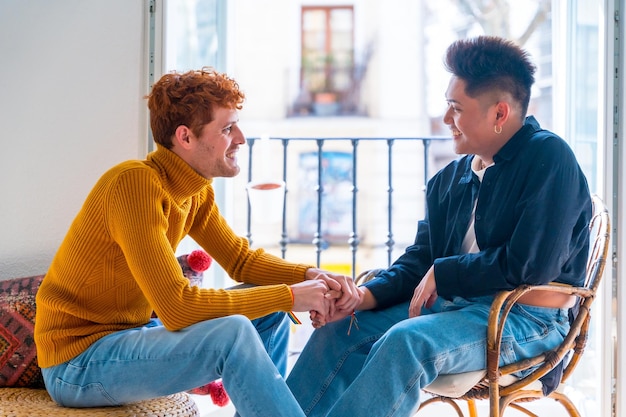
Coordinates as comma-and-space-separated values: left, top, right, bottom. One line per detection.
286, 296, 569, 417
41, 312, 306, 417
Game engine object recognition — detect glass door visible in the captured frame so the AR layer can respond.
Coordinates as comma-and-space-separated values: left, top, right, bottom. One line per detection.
163, 0, 229, 288
423, 0, 606, 415
158, 1, 613, 413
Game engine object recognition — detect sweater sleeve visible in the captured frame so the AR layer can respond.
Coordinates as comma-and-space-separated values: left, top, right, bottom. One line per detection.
188, 190, 312, 287
108, 169, 297, 330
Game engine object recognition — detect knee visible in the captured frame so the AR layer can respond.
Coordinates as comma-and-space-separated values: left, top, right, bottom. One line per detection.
222, 314, 256, 332
205, 315, 257, 343
377, 321, 420, 351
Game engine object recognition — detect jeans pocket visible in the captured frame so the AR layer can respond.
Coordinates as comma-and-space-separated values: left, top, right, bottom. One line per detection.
509, 305, 551, 343
52, 377, 117, 407
499, 339, 516, 365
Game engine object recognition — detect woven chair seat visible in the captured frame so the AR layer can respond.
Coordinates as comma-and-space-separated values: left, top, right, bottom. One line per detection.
425, 370, 543, 398
0, 388, 199, 417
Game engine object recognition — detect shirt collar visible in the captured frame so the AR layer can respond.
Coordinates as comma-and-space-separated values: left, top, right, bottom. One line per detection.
493, 115, 541, 164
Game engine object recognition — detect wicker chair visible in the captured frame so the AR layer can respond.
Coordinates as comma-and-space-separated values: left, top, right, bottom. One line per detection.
356, 194, 610, 417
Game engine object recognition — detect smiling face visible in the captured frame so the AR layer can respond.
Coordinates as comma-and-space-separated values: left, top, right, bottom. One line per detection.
173, 106, 246, 179
443, 76, 503, 159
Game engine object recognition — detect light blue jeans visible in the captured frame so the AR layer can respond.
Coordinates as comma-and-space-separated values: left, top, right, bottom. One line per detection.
286, 296, 569, 417
41, 312, 306, 417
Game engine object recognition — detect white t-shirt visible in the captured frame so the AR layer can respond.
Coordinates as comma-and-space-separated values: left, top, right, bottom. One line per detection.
461, 158, 493, 254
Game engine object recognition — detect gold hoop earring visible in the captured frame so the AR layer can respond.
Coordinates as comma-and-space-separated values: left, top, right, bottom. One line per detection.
494, 125, 502, 134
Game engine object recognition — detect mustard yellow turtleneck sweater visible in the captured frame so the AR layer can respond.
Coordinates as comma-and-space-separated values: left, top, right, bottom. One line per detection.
35, 145, 312, 369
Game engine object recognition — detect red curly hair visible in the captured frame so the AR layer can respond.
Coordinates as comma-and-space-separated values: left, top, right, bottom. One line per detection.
146, 67, 245, 148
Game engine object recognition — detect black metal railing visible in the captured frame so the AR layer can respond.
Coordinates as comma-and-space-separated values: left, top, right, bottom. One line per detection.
244, 136, 452, 279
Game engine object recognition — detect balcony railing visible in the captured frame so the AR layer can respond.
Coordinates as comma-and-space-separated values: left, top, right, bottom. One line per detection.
243, 136, 453, 279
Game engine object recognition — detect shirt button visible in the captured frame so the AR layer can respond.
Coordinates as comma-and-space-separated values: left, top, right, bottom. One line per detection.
475, 215, 481, 221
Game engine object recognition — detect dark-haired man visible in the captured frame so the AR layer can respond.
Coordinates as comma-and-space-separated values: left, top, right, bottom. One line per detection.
287, 35, 591, 417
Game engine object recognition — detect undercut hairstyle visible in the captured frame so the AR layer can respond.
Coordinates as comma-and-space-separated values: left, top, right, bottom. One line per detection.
444, 36, 536, 118
146, 67, 245, 148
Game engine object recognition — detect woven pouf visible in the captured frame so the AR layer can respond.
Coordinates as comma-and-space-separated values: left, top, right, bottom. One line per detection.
0, 388, 199, 417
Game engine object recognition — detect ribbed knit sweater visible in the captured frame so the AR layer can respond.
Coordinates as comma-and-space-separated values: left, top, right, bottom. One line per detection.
35, 145, 311, 368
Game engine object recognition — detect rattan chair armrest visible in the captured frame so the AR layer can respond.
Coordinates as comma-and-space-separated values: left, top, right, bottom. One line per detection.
486, 283, 593, 397
354, 268, 387, 285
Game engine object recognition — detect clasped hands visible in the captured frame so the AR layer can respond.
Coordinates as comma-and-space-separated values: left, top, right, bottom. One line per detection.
290, 268, 362, 329
291, 265, 439, 329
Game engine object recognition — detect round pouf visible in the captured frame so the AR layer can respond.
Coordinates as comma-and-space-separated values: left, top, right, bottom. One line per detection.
0, 388, 199, 417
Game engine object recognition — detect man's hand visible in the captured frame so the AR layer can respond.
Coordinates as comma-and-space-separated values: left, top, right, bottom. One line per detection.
310, 286, 370, 328
290, 280, 331, 315
309, 308, 352, 329
409, 265, 438, 318
305, 268, 361, 313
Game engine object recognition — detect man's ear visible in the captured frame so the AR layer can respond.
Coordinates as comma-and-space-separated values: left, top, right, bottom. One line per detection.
494, 101, 511, 122
173, 125, 193, 150
492, 101, 514, 135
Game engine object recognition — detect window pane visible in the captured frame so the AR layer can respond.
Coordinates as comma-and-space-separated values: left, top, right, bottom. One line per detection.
425, 0, 553, 133
163, 0, 227, 289
301, 6, 354, 112
165, 0, 221, 71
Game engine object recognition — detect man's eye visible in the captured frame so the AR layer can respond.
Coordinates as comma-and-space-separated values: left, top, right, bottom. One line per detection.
223, 126, 232, 134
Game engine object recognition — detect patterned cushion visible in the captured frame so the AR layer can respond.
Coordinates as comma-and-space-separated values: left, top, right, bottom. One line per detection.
0, 275, 45, 388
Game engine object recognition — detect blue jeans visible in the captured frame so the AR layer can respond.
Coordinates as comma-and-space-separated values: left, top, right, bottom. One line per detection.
286, 296, 569, 417
41, 312, 306, 417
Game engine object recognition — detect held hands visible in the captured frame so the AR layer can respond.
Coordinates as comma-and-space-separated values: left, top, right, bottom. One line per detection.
297, 265, 436, 328
304, 268, 361, 313
290, 280, 332, 314
300, 265, 437, 328
302, 268, 363, 329
309, 287, 365, 328
408, 265, 438, 318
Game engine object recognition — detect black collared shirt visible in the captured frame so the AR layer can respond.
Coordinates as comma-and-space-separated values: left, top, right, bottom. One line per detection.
364, 116, 591, 307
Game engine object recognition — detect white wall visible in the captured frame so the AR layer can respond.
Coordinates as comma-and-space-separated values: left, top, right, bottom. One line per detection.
0, 0, 151, 279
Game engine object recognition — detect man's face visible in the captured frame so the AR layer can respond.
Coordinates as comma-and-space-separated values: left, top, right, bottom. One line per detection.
186, 106, 246, 179
443, 76, 498, 156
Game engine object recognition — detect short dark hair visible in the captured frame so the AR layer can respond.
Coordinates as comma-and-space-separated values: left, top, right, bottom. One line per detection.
444, 36, 536, 117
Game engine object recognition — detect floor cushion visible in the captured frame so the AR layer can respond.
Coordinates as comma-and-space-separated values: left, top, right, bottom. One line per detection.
0, 275, 45, 388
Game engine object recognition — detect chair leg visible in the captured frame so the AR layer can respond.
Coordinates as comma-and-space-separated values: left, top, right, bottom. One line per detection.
466, 399, 478, 417
417, 396, 465, 417
548, 391, 583, 417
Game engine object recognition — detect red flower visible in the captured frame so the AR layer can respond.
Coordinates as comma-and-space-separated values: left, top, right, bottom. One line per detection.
189, 380, 230, 407
187, 250, 212, 272
208, 380, 230, 407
